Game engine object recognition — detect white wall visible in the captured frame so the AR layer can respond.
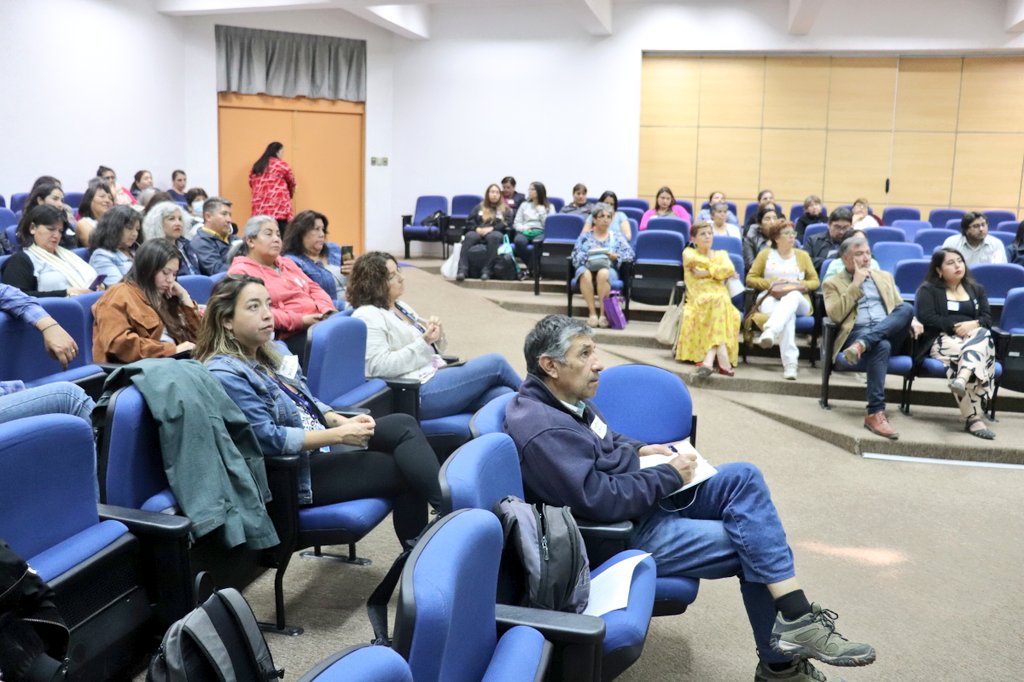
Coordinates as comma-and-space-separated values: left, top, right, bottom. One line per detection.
3, 0, 1023, 254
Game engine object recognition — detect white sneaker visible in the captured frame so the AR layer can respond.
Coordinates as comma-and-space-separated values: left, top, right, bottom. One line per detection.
783, 365, 798, 380
757, 330, 777, 349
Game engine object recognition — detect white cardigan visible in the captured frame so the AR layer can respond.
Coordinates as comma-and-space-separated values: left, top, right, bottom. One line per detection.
352, 302, 448, 383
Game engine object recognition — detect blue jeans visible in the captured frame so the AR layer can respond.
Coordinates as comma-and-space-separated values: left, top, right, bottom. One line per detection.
630, 462, 795, 664
840, 303, 913, 415
0, 382, 95, 424
419, 353, 521, 420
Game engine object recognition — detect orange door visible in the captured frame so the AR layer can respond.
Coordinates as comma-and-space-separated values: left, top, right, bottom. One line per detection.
217, 93, 364, 252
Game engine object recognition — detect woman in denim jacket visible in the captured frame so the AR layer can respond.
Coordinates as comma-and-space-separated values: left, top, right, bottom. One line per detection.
282, 210, 349, 304
196, 274, 441, 544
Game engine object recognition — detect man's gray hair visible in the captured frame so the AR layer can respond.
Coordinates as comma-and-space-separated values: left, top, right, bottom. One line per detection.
838, 235, 869, 258
524, 315, 593, 378
243, 215, 277, 240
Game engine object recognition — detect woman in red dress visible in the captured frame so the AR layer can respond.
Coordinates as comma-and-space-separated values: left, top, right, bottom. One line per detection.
249, 141, 296, 231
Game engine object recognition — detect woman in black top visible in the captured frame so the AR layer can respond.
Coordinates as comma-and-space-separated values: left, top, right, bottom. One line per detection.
915, 247, 996, 439
456, 183, 511, 281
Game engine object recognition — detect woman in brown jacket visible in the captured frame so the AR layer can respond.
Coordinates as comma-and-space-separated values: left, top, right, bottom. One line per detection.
92, 238, 201, 363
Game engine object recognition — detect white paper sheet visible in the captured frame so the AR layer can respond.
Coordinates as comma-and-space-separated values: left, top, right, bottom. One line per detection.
638, 440, 718, 494
582, 552, 652, 617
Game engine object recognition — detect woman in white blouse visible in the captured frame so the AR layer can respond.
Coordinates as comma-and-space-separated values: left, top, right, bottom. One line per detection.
88, 205, 142, 286
348, 252, 521, 420
1, 205, 100, 297
512, 181, 554, 272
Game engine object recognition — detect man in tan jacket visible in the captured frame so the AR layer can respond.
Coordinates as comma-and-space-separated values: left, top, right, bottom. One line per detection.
823, 236, 921, 440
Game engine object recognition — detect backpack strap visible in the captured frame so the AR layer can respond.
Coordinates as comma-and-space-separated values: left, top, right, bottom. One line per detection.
215, 589, 283, 680
180, 609, 232, 682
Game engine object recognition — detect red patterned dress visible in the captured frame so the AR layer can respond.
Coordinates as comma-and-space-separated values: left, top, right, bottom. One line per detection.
249, 156, 296, 221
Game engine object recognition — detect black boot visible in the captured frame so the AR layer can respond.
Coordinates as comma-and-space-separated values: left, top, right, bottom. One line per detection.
456, 268, 467, 282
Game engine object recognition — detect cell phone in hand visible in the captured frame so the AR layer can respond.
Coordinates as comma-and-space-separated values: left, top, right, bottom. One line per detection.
341, 245, 354, 262
88, 274, 107, 291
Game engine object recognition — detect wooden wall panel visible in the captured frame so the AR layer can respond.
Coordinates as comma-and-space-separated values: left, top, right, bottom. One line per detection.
698, 58, 765, 128
894, 58, 962, 132
827, 58, 898, 131
888, 132, 956, 206
823, 131, 891, 203
638, 127, 697, 200
762, 58, 830, 129
695, 128, 762, 203
217, 108, 293, 227
759, 129, 827, 204
641, 57, 700, 127
958, 58, 1024, 133
951, 133, 1024, 209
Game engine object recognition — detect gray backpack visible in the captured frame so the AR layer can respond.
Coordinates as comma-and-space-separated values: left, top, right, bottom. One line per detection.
147, 588, 283, 682
493, 495, 590, 613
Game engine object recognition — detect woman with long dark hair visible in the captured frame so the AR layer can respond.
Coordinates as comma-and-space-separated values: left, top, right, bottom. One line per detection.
915, 247, 997, 439
282, 210, 347, 302
455, 183, 512, 281
2, 205, 98, 297
195, 274, 441, 545
511, 181, 554, 272
88, 205, 143, 285
130, 170, 155, 200
582, 190, 633, 240
639, 186, 691, 231
16, 181, 78, 249
92, 238, 200, 363
249, 141, 296, 231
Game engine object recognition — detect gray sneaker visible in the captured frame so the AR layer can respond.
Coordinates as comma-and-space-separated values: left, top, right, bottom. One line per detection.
769, 604, 876, 667
755, 659, 844, 682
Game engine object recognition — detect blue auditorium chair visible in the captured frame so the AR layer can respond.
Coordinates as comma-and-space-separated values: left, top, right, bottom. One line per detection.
0, 297, 105, 389
901, 343, 1002, 419
439, 436, 656, 681
63, 191, 84, 209
0, 414, 190, 679
945, 218, 962, 231
645, 216, 690, 237
618, 206, 644, 225
392, 508, 553, 682
177, 274, 215, 304
702, 200, 739, 216
818, 317, 914, 411
300, 645, 413, 682
992, 287, 1024, 393
713, 235, 743, 258
744, 201, 759, 225
893, 259, 932, 302
99, 384, 393, 635
402, 195, 448, 258
0, 206, 16, 228
891, 219, 930, 242
914, 228, 957, 254
928, 208, 965, 229
304, 313, 393, 416
618, 198, 649, 212
882, 206, 921, 225
10, 191, 29, 213
803, 223, 828, 241
970, 263, 1024, 307
6, 224, 19, 249
535, 213, 584, 289
873, 242, 924, 275
865, 226, 906, 248
614, 229, 684, 308
447, 193, 481, 245
983, 210, 1016, 227
675, 199, 694, 217
995, 220, 1020, 233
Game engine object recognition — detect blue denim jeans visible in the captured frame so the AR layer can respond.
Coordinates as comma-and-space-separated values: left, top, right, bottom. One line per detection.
630, 462, 795, 664
0, 382, 95, 424
840, 303, 913, 415
419, 353, 521, 420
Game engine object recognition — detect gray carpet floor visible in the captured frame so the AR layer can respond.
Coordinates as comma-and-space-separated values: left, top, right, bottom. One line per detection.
153, 265, 1024, 681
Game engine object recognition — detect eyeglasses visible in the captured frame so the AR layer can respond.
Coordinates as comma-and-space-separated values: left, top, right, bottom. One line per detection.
967, 221, 987, 230
779, 230, 797, 236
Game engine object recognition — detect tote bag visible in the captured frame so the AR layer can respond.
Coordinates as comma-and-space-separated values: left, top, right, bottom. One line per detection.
441, 242, 462, 280
655, 288, 683, 346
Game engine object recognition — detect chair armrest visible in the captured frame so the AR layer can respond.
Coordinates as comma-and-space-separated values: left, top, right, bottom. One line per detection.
495, 604, 604, 682
401, 214, 412, 227
575, 518, 633, 539
441, 355, 460, 365
575, 518, 634, 567
331, 407, 371, 418
263, 454, 302, 565
385, 378, 421, 419
98, 504, 192, 538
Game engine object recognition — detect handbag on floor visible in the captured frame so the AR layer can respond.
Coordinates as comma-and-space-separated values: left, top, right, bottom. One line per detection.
655, 288, 683, 346
440, 242, 462, 280
603, 292, 628, 329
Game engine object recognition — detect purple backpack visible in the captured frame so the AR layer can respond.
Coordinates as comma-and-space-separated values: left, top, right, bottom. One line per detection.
603, 292, 628, 329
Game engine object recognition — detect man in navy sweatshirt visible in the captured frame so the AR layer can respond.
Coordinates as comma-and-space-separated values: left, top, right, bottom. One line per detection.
504, 315, 876, 682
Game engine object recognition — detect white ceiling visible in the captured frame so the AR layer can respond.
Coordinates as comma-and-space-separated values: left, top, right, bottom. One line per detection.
154, 0, 1024, 40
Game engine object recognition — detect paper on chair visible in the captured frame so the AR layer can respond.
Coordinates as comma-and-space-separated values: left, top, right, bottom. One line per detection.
582, 552, 652, 617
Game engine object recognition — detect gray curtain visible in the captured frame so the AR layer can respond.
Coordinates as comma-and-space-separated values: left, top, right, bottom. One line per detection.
216, 25, 366, 102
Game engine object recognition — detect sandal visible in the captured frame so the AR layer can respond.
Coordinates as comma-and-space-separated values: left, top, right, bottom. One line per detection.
717, 366, 735, 377
965, 416, 995, 440
586, 315, 599, 327
598, 316, 609, 328
695, 363, 713, 379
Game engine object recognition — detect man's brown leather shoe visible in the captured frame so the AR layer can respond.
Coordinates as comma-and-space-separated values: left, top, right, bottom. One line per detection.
864, 411, 898, 440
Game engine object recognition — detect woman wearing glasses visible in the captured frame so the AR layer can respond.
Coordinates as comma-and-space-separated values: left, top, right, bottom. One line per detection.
745, 220, 819, 380
348, 252, 521, 420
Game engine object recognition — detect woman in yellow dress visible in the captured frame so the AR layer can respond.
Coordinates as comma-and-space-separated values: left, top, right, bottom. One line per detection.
675, 221, 741, 376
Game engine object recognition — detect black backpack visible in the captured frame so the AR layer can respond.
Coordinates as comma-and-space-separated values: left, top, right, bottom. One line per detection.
493, 496, 590, 613
147, 588, 283, 682
488, 254, 519, 281
421, 210, 446, 227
